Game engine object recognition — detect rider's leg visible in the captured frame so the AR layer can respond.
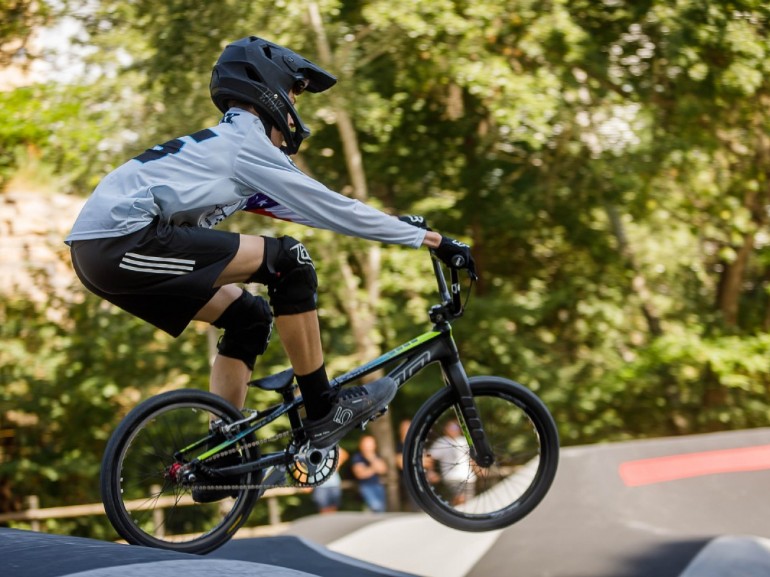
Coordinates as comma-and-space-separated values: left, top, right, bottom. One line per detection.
274, 311, 323, 375
216, 233, 325, 374
246, 235, 397, 446
194, 285, 252, 409
192, 281, 271, 503
274, 311, 332, 419
205, 235, 332, 415
207, 233, 397, 447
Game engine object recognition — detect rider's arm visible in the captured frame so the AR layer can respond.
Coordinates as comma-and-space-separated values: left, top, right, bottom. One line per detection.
233, 122, 427, 248
421, 230, 442, 249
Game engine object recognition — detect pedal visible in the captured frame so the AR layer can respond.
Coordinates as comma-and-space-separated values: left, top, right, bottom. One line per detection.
359, 405, 389, 430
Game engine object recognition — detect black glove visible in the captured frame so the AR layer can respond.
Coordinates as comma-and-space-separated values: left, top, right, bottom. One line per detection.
398, 215, 430, 230
435, 236, 478, 279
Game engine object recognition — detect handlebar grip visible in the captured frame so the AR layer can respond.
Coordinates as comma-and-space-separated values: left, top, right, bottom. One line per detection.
451, 255, 466, 268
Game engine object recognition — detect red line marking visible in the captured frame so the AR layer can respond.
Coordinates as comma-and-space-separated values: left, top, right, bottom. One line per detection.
619, 444, 770, 487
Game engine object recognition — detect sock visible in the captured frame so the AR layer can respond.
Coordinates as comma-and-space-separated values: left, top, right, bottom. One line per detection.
296, 364, 333, 420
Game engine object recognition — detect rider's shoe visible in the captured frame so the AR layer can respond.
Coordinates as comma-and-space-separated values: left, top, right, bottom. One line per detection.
192, 435, 243, 504
304, 377, 398, 448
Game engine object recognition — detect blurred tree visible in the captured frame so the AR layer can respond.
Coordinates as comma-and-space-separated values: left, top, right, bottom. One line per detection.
0, 0, 49, 66
4, 0, 770, 534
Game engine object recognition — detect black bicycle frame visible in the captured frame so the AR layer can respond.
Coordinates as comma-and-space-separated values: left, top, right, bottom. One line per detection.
195, 254, 495, 476
334, 327, 455, 389
335, 325, 495, 466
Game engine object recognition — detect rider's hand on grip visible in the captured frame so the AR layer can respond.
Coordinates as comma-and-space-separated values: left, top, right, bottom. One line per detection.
398, 215, 430, 230
436, 236, 478, 279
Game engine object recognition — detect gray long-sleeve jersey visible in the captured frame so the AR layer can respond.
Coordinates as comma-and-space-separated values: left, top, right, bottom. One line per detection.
65, 108, 426, 248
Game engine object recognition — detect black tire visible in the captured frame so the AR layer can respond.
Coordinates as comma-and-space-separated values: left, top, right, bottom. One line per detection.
403, 376, 559, 531
100, 389, 260, 554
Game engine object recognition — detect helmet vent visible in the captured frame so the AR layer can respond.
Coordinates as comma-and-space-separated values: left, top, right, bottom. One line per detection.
245, 67, 263, 83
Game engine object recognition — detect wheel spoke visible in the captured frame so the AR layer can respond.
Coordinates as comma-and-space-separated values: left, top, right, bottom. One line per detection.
101, 390, 261, 553
404, 378, 558, 531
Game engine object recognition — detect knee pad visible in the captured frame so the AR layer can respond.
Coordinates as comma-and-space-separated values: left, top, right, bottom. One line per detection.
213, 291, 273, 370
249, 236, 318, 316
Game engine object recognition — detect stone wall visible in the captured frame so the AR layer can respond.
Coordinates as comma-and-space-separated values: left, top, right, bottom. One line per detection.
0, 190, 84, 301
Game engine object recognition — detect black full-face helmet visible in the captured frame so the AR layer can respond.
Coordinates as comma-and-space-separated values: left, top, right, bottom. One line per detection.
210, 36, 337, 154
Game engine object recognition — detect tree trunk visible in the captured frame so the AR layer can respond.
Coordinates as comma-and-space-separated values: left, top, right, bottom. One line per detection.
716, 110, 770, 326
717, 232, 754, 327
307, 2, 399, 511
715, 184, 763, 327
606, 204, 663, 338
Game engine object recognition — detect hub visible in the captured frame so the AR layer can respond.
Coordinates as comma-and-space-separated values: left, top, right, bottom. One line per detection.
166, 462, 197, 485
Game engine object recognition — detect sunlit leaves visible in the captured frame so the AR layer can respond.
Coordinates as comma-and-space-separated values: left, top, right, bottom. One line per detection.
4, 1, 770, 530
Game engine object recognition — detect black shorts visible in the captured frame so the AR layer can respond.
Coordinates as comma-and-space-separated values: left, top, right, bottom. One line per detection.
70, 219, 240, 336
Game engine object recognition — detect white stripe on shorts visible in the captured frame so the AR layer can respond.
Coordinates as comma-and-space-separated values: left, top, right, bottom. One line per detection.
119, 252, 196, 275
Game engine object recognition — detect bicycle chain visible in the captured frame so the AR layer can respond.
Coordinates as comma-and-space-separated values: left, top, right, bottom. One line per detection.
193, 429, 318, 492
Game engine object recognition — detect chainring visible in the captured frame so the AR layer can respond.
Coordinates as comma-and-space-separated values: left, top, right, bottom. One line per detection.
287, 442, 340, 487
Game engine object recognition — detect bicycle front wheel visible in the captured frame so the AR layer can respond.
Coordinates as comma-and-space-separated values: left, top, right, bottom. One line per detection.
100, 389, 260, 554
403, 376, 559, 532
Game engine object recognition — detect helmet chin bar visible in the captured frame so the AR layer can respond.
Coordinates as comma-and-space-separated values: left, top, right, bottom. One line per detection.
249, 83, 310, 155
280, 107, 311, 155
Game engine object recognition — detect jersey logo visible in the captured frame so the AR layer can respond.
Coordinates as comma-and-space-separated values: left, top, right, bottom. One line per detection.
404, 215, 426, 227
245, 193, 280, 211
132, 129, 217, 164
199, 202, 241, 228
221, 112, 240, 124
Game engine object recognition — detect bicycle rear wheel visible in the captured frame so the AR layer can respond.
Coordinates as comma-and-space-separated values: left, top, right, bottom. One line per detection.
100, 389, 260, 554
403, 376, 559, 532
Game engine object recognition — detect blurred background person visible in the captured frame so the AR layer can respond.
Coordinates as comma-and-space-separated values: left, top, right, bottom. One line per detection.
429, 419, 477, 505
351, 435, 388, 513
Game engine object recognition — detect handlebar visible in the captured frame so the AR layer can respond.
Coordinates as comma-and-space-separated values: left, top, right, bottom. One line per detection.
429, 250, 465, 321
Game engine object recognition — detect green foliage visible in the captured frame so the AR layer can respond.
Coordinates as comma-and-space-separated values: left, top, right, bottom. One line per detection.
0, 83, 119, 190
0, 278, 208, 517
0, 0, 50, 65
4, 0, 770, 537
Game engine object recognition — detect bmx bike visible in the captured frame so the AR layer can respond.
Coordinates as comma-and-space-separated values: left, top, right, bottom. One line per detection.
100, 250, 559, 554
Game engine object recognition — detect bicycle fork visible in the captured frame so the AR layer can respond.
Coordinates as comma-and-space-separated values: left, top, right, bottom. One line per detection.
385, 327, 497, 468
442, 358, 496, 467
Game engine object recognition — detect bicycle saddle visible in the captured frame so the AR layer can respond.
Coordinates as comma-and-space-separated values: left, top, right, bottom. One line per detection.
248, 368, 295, 392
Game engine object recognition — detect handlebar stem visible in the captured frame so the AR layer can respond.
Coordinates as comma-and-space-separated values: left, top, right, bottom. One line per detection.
430, 251, 464, 320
